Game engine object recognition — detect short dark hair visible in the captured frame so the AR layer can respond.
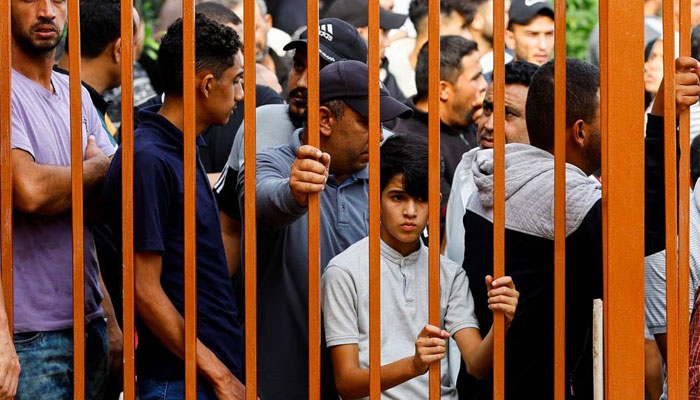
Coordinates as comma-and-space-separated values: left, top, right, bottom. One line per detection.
66, 0, 122, 58
159, 13, 242, 96
692, 135, 700, 185
692, 25, 700, 62
504, 60, 539, 86
415, 35, 479, 101
409, 0, 477, 34
196, 2, 242, 26
381, 134, 431, 200
525, 58, 600, 151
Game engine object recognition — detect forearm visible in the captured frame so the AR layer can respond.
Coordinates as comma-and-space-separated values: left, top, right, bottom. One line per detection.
336, 357, 420, 399
99, 272, 122, 336
462, 328, 494, 380
220, 212, 242, 277
252, 178, 307, 229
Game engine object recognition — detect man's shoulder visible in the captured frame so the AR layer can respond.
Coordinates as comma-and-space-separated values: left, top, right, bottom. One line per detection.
256, 103, 290, 117
326, 237, 369, 275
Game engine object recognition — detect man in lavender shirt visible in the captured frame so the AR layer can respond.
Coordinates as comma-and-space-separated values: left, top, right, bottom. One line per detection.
8, 0, 120, 398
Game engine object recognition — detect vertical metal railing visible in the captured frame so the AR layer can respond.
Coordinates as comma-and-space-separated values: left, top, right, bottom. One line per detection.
0, 0, 12, 336
427, 0, 441, 397
492, 1, 506, 399
182, 0, 197, 398
120, 1, 135, 399
600, 0, 646, 398
67, 0, 86, 397
553, 0, 567, 398
367, 0, 382, 398
243, 0, 258, 399
306, 0, 321, 398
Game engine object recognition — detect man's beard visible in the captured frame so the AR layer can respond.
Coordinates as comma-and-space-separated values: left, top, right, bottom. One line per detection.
255, 45, 268, 63
11, 19, 62, 56
287, 87, 307, 128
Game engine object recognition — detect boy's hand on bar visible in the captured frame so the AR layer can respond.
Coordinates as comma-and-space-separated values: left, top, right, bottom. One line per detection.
486, 275, 519, 329
651, 57, 700, 117
412, 324, 450, 375
290, 145, 331, 207
0, 326, 19, 399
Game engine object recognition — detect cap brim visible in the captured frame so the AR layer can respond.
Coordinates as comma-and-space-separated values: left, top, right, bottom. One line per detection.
379, 10, 407, 30
509, 4, 554, 25
345, 95, 413, 122
283, 39, 345, 63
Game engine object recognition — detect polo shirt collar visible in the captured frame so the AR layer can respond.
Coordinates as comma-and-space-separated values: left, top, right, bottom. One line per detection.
139, 105, 206, 148
290, 128, 369, 181
380, 238, 424, 266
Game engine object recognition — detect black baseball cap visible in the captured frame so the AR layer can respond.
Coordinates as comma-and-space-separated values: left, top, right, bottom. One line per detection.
320, 60, 413, 121
509, 0, 554, 26
325, 0, 407, 30
283, 18, 368, 64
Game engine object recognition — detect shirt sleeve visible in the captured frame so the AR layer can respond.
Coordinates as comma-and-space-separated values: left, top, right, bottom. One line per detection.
444, 263, 480, 335
10, 103, 34, 158
322, 265, 360, 347
132, 151, 172, 252
645, 250, 668, 335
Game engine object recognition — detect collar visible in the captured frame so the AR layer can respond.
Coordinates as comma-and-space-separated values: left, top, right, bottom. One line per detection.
52, 65, 109, 114
406, 96, 472, 138
379, 238, 425, 266
290, 128, 369, 181
138, 105, 206, 148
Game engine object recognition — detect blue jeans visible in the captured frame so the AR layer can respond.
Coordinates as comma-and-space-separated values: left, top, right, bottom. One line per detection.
14, 318, 108, 400
138, 378, 218, 400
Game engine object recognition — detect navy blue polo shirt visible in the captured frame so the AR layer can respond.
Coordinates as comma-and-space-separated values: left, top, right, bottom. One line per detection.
103, 106, 242, 381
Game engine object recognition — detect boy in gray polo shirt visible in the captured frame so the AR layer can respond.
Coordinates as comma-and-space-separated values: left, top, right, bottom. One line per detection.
322, 135, 519, 399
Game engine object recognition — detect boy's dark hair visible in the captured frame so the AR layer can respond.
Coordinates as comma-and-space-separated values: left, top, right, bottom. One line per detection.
415, 36, 479, 101
195, 2, 242, 26
409, 0, 477, 35
380, 134, 431, 200
159, 13, 242, 96
525, 58, 600, 152
65, 0, 122, 58
505, 60, 539, 86
692, 135, 700, 186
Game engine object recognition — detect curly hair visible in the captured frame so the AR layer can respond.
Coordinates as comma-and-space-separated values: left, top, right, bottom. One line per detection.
159, 13, 242, 95
505, 60, 539, 86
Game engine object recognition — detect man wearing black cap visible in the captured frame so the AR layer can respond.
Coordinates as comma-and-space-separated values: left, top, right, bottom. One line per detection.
505, 0, 554, 66
325, 0, 408, 101
237, 60, 412, 400
214, 18, 368, 276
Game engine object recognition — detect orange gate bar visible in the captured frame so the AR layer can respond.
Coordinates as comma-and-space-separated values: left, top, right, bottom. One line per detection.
0, 0, 12, 334
600, 0, 646, 398
120, 0, 136, 399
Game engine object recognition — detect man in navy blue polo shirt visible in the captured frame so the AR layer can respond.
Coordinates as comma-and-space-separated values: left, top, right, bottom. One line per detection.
103, 14, 246, 400
238, 60, 412, 399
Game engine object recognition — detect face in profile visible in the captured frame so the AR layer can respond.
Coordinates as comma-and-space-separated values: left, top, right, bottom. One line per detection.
478, 83, 530, 149
205, 52, 245, 126
379, 174, 429, 256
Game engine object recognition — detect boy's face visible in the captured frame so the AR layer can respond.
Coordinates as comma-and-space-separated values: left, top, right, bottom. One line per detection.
380, 174, 429, 256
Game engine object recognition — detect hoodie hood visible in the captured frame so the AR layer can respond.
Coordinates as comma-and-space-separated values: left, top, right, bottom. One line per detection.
467, 143, 601, 239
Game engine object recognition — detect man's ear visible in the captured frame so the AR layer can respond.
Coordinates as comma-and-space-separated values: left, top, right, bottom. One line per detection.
569, 119, 586, 149
319, 106, 333, 137
198, 73, 216, 98
471, 12, 484, 32
112, 38, 122, 64
264, 13, 273, 29
505, 29, 516, 50
439, 80, 452, 102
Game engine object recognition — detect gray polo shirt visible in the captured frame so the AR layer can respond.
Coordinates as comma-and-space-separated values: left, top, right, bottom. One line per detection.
322, 237, 480, 399
237, 129, 369, 400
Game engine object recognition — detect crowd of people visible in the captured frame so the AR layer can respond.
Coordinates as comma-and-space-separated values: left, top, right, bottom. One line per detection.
5, 0, 700, 399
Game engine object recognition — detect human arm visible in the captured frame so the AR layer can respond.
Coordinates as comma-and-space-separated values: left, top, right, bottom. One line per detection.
12, 136, 111, 215
220, 211, 242, 276
0, 285, 20, 400
453, 275, 519, 380
98, 271, 123, 377
134, 251, 246, 399
329, 325, 450, 399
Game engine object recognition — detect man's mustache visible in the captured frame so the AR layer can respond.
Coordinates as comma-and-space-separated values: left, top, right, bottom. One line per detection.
31, 20, 59, 33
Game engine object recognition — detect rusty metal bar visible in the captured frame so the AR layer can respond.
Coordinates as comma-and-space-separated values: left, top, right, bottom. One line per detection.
182, 0, 197, 398
307, 0, 321, 397
243, 0, 258, 398
120, 1, 135, 398
367, 0, 381, 397
553, 0, 567, 397
0, 0, 12, 330
678, 0, 691, 396
663, 0, 680, 397
491, 0, 505, 398
599, 0, 646, 397
427, 0, 441, 397
67, 0, 86, 397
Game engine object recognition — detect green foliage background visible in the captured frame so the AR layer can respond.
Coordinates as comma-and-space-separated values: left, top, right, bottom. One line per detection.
566, 0, 599, 60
